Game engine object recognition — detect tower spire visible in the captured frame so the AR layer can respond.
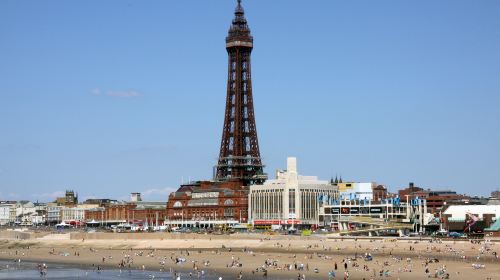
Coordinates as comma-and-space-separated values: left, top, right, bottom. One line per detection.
228, 0, 250, 43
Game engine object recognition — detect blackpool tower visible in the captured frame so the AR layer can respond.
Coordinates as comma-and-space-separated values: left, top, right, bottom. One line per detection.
215, 0, 266, 186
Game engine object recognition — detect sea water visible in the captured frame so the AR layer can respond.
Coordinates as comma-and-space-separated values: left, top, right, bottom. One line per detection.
0, 260, 188, 279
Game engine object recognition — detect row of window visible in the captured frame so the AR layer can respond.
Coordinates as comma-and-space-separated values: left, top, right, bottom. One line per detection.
172, 208, 247, 218
173, 199, 235, 208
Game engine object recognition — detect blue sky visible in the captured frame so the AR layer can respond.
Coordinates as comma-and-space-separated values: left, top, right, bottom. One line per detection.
1, 0, 499, 202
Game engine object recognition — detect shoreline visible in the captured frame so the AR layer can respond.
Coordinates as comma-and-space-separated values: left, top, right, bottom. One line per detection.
0, 259, 235, 280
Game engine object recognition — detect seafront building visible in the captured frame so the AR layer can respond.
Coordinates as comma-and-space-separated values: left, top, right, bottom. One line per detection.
492, 190, 500, 199
319, 196, 430, 235
13, 201, 36, 225
398, 182, 469, 214
372, 185, 390, 201
0, 202, 14, 225
32, 202, 47, 225
248, 157, 338, 229
335, 182, 376, 201
84, 197, 168, 228
442, 205, 500, 234
164, 180, 247, 229
47, 204, 62, 225
55, 190, 78, 206
0, 201, 48, 226
61, 204, 98, 224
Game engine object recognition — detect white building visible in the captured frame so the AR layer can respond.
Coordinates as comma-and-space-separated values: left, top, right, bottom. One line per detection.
47, 204, 62, 224
9, 207, 16, 224
61, 207, 85, 222
0, 203, 14, 225
30, 214, 45, 225
14, 201, 36, 223
61, 205, 98, 222
443, 205, 500, 221
31, 203, 47, 225
249, 157, 338, 229
320, 197, 428, 234
337, 182, 375, 201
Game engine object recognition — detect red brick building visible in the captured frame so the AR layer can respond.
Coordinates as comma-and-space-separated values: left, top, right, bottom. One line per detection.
425, 191, 468, 214
398, 182, 468, 214
398, 182, 425, 200
372, 185, 389, 201
85, 202, 167, 226
165, 180, 248, 227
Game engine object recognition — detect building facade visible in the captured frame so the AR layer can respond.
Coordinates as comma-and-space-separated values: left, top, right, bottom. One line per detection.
398, 183, 469, 214
372, 185, 389, 201
55, 190, 78, 206
14, 201, 36, 224
47, 204, 62, 224
85, 201, 168, 227
320, 196, 429, 235
491, 190, 500, 199
165, 180, 248, 228
442, 205, 500, 233
248, 158, 338, 229
336, 182, 375, 201
61, 204, 98, 222
0, 203, 14, 225
426, 191, 468, 214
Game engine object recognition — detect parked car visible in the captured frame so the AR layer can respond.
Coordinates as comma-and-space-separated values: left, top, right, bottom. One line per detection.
448, 232, 465, 238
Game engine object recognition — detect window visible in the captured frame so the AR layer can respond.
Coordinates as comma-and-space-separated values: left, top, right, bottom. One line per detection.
224, 208, 234, 218
289, 190, 295, 214
173, 201, 183, 208
224, 199, 234, 206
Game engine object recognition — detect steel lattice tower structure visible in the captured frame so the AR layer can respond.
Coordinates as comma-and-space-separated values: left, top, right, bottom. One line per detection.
215, 0, 266, 186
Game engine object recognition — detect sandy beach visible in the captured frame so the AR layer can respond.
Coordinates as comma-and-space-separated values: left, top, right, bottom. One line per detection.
0, 232, 499, 279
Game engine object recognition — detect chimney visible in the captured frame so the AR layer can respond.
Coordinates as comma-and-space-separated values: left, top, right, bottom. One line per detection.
130, 193, 142, 202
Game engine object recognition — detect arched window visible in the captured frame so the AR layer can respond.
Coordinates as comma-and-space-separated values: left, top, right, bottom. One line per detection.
224, 199, 234, 206
173, 201, 183, 208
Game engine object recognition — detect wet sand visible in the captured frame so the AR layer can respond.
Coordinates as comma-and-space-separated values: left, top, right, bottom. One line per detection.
0, 234, 499, 279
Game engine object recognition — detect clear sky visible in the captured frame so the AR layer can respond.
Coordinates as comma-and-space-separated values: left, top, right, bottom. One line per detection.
1, 0, 499, 202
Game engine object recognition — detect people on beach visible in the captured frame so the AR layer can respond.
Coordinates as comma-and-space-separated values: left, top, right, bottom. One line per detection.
37, 263, 47, 276
2, 233, 500, 279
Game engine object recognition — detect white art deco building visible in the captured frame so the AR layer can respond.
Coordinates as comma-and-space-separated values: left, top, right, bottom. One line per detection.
248, 157, 338, 229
